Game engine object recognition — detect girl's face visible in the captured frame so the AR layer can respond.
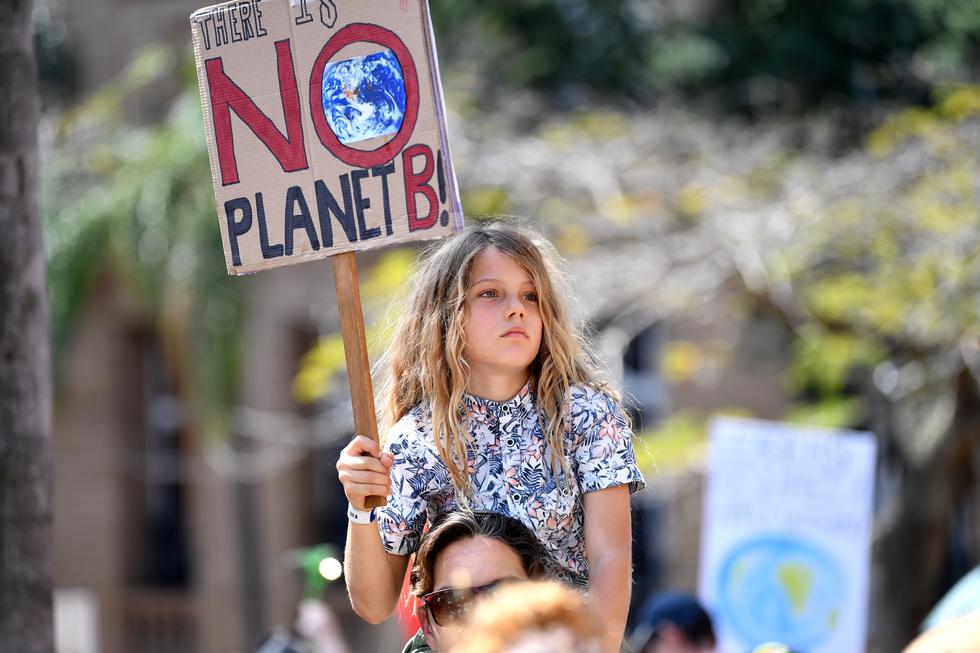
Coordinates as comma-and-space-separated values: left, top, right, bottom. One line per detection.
462, 247, 543, 386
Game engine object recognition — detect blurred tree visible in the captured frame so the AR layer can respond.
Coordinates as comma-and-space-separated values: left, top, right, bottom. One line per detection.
43, 47, 242, 432
429, 0, 980, 113
0, 0, 55, 650
431, 0, 660, 103
41, 45, 256, 646
746, 87, 980, 650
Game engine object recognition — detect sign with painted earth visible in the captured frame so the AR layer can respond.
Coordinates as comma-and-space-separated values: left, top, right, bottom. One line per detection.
699, 417, 876, 653
190, 0, 463, 275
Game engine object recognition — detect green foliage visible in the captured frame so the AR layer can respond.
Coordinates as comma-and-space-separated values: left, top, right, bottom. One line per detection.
789, 326, 884, 396
292, 248, 417, 403
647, 29, 728, 90
428, 0, 980, 109
784, 397, 859, 429
293, 336, 346, 404
430, 0, 660, 101
633, 412, 706, 474
461, 187, 512, 217
782, 86, 980, 407
43, 46, 241, 428
634, 408, 754, 473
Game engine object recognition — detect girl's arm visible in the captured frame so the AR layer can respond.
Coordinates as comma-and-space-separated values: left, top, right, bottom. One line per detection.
337, 435, 409, 623
583, 484, 633, 653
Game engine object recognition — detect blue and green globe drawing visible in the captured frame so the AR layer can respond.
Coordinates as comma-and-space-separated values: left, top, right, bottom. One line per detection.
717, 534, 846, 651
322, 48, 406, 145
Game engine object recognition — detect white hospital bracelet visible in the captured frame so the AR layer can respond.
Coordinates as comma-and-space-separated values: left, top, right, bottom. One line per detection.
347, 503, 377, 524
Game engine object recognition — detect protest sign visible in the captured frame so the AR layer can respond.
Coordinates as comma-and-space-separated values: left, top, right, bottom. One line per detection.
191, 0, 464, 506
699, 417, 877, 653
190, 0, 462, 274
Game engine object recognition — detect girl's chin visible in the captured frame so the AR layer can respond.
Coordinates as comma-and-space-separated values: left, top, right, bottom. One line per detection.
469, 360, 536, 377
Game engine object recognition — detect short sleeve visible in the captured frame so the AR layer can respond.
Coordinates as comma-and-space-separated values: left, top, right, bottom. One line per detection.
376, 414, 435, 555
572, 387, 646, 495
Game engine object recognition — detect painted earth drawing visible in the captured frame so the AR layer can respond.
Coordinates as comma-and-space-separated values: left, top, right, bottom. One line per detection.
716, 534, 846, 651
322, 48, 407, 145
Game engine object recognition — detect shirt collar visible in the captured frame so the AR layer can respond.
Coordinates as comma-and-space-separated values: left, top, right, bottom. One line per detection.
462, 380, 535, 425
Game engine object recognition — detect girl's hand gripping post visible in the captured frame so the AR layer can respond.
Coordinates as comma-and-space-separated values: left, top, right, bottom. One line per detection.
337, 435, 394, 511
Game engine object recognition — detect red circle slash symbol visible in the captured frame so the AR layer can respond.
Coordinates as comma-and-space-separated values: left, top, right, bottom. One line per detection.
309, 23, 420, 169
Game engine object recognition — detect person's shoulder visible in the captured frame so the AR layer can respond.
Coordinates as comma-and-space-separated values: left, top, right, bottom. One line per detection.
568, 382, 621, 411
385, 404, 429, 447
565, 383, 630, 439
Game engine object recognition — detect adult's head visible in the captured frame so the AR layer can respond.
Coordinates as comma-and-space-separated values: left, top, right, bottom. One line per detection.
410, 510, 552, 651
629, 592, 716, 653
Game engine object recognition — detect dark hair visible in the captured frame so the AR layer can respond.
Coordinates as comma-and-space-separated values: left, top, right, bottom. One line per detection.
630, 592, 716, 651
410, 510, 552, 597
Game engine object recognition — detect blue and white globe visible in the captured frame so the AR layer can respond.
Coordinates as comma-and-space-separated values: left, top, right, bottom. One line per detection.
717, 535, 846, 651
322, 48, 406, 145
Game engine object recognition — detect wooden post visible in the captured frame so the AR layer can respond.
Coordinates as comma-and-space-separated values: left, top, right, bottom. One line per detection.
332, 251, 387, 509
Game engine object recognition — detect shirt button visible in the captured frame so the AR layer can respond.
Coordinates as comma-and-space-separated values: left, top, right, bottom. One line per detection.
505, 437, 515, 447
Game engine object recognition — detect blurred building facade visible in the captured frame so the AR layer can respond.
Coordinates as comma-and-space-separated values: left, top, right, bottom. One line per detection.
51, 263, 385, 652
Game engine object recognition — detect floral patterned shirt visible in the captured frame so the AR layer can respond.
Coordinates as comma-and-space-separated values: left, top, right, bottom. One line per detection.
377, 382, 646, 587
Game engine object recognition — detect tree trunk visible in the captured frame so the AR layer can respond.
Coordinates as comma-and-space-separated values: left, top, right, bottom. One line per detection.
869, 369, 980, 653
0, 0, 54, 651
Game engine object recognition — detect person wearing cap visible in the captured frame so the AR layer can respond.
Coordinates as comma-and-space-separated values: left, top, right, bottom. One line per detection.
627, 592, 717, 653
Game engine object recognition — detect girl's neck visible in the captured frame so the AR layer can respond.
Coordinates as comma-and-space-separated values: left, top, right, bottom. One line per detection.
465, 371, 530, 402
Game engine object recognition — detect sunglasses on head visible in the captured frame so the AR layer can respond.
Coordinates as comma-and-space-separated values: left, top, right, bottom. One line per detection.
421, 579, 512, 626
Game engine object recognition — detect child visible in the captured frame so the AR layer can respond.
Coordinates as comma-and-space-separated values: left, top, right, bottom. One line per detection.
337, 221, 645, 653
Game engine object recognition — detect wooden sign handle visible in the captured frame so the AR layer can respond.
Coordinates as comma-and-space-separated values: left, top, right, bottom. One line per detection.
332, 252, 387, 510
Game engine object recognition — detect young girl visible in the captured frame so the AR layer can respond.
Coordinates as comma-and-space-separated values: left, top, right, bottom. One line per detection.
336, 222, 645, 653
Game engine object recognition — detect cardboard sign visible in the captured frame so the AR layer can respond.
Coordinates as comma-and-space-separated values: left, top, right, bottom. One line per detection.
699, 417, 877, 653
191, 0, 463, 274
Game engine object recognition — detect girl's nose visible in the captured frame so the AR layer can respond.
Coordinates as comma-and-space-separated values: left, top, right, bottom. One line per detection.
505, 294, 525, 318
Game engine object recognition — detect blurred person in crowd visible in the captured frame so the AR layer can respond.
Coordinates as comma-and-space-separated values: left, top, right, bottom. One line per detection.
294, 598, 349, 653
628, 592, 716, 653
901, 611, 980, 653
402, 510, 556, 653
450, 580, 603, 653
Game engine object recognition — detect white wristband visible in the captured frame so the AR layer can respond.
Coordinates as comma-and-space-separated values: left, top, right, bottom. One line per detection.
347, 503, 377, 524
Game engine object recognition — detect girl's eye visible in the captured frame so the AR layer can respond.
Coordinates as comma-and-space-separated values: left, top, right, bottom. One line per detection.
478, 289, 498, 298
523, 292, 538, 302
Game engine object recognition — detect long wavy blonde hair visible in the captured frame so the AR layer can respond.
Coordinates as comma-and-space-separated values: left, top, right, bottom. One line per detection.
375, 221, 617, 494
